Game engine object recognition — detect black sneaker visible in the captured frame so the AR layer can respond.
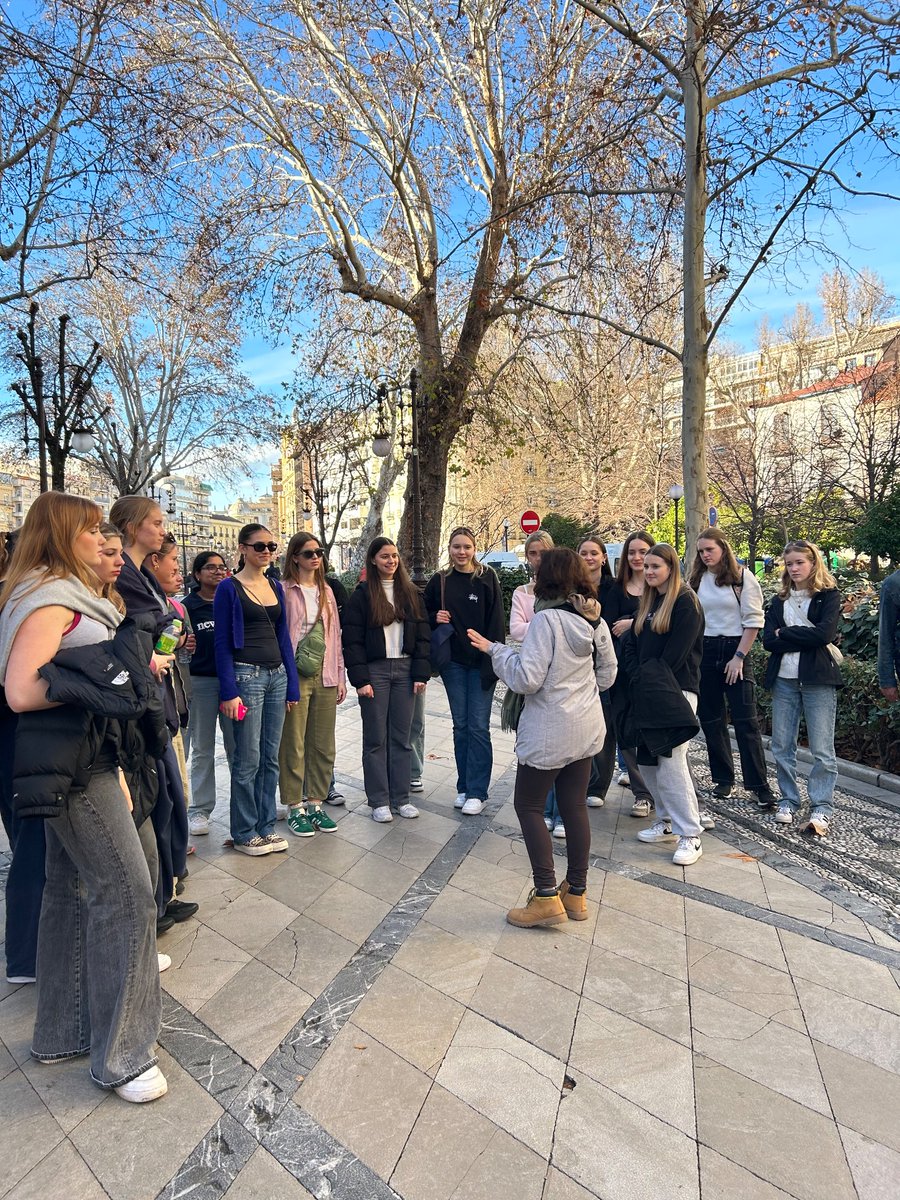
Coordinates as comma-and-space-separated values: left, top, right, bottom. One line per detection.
755, 787, 777, 810
324, 787, 345, 807
166, 899, 199, 922
156, 915, 175, 936
712, 783, 732, 799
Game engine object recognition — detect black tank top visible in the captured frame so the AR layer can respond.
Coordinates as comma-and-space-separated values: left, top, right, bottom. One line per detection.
233, 578, 282, 668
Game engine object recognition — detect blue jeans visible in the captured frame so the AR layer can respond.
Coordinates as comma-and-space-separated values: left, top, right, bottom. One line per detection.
33, 770, 160, 1088
543, 784, 559, 825
770, 678, 838, 816
185, 676, 235, 819
230, 664, 288, 844
440, 663, 496, 801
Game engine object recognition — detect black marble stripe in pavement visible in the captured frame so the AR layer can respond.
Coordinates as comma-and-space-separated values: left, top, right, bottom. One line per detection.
491, 820, 900, 969
157, 805, 493, 1199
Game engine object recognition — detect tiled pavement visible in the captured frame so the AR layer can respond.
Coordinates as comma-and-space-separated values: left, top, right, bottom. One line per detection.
2, 689, 900, 1200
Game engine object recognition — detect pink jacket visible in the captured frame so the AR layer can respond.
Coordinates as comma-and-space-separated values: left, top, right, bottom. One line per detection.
282, 580, 346, 688
509, 584, 536, 642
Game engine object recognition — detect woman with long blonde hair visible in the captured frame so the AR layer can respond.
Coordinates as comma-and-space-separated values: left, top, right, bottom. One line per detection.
621, 543, 706, 866
0, 493, 164, 1101
762, 540, 842, 836
279, 531, 346, 837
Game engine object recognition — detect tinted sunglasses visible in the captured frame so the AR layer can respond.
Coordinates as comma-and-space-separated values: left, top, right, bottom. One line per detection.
297, 548, 324, 559
245, 541, 278, 553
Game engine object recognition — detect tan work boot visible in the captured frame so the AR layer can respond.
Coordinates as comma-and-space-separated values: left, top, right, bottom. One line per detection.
506, 889, 567, 929
558, 880, 588, 921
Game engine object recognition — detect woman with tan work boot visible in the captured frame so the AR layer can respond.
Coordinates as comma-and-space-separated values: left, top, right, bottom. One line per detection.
468, 548, 617, 927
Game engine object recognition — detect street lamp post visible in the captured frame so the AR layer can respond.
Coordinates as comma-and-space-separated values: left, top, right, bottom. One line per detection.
372, 368, 426, 587
12, 303, 103, 492
502, 518, 510, 552
668, 483, 685, 558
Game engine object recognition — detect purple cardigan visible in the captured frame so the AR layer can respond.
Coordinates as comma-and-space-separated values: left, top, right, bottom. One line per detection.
213, 576, 300, 703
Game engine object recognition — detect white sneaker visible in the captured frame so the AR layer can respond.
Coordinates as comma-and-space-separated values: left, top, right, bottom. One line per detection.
673, 836, 703, 866
544, 816, 554, 831
233, 836, 274, 856
115, 1065, 168, 1103
410, 779, 424, 794
454, 793, 466, 809
630, 796, 652, 818
637, 820, 675, 843
188, 813, 209, 836
586, 795, 605, 808
617, 772, 630, 787
372, 806, 394, 823
6, 975, 35, 985
775, 805, 793, 824
397, 803, 419, 819
158, 953, 172, 973
552, 822, 566, 839
699, 810, 716, 831
276, 803, 289, 821
461, 797, 484, 815
805, 810, 830, 837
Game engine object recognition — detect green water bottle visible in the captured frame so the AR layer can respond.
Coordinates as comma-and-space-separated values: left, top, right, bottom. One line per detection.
155, 618, 182, 655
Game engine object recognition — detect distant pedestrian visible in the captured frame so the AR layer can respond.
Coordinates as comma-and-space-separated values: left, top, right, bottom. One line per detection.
621, 543, 707, 866
214, 524, 299, 855
424, 527, 505, 815
468, 547, 617, 926
578, 535, 616, 807
342, 537, 430, 821
762, 540, 842, 837
688, 527, 775, 809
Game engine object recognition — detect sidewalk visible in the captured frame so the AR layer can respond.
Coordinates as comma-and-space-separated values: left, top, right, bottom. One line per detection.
1, 686, 899, 1200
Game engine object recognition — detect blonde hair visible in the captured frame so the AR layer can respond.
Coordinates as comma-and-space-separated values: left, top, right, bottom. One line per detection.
0, 492, 104, 612
778, 540, 837, 598
109, 496, 161, 549
523, 531, 554, 554
634, 543, 699, 635
443, 526, 484, 576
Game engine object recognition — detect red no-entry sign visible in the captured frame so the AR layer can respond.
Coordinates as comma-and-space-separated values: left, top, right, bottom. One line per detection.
520, 510, 541, 534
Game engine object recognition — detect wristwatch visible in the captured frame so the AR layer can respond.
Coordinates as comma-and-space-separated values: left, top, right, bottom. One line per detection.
735, 650, 746, 660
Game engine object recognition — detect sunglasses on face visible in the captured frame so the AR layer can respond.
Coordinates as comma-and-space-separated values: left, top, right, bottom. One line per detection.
245, 541, 278, 553
297, 548, 324, 559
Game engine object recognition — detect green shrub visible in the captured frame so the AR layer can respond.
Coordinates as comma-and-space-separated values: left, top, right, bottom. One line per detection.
493, 565, 529, 623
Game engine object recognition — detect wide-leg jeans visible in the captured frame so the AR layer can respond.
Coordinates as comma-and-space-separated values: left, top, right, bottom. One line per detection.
440, 662, 496, 801
770, 678, 838, 816
185, 676, 235, 819
32, 770, 161, 1089
230, 664, 288, 844
359, 658, 416, 808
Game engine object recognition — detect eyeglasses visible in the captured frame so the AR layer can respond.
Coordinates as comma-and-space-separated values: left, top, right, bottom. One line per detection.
245, 541, 278, 553
297, 548, 324, 559
202, 564, 228, 573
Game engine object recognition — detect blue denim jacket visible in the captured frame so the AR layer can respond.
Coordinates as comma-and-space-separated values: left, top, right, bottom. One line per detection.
877, 570, 900, 689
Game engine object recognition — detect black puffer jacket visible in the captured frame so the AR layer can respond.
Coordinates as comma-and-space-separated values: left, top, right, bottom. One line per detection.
762, 589, 843, 689
341, 581, 431, 688
14, 621, 167, 820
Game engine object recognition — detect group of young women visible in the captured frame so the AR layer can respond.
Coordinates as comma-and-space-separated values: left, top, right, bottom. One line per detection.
479, 527, 843, 928
0, 489, 844, 1098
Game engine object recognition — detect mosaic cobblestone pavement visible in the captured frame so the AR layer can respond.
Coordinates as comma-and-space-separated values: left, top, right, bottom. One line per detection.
1, 689, 899, 1200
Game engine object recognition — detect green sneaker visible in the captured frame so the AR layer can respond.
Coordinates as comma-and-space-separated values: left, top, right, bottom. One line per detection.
309, 806, 337, 833
287, 806, 316, 837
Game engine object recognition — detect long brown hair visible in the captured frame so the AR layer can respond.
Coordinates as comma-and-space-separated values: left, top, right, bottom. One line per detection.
442, 526, 485, 576
778, 540, 837, 598
577, 535, 613, 580
615, 530, 655, 587
688, 527, 743, 590
634, 543, 699, 635
366, 537, 424, 626
282, 531, 330, 629
0, 492, 104, 612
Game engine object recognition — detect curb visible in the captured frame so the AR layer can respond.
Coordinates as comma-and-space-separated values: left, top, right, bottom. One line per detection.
757, 733, 900, 796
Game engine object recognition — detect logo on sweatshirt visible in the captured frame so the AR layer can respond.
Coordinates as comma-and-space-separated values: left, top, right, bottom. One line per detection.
469, 593, 478, 603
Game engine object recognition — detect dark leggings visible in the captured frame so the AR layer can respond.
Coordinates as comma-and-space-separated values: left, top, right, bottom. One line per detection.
514, 758, 592, 891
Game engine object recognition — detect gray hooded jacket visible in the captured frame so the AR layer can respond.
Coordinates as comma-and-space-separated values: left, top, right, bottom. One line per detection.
490, 607, 617, 770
